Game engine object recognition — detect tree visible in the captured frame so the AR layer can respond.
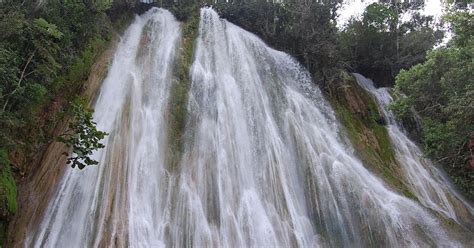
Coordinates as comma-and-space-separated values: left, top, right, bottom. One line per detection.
392, 9, 474, 198
1, 17, 63, 112
58, 102, 108, 169
340, 2, 443, 87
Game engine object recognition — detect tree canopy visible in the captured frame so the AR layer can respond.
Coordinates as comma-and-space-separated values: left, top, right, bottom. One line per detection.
339, 1, 443, 87
392, 9, 473, 197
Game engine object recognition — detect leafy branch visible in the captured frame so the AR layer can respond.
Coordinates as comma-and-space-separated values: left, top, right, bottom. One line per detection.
58, 101, 107, 169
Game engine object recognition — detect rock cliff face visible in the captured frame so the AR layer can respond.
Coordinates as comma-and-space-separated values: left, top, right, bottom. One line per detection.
6, 33, 121, 248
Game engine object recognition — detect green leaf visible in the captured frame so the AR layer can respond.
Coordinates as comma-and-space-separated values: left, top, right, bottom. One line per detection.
33, 18, 63, 39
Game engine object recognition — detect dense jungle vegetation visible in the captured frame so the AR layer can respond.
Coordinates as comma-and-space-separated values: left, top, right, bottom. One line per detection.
0, 0, 472, 243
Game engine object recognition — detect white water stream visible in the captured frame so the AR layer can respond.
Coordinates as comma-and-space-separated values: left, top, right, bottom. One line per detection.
26, 8, 181, 247
354, 73, 474, 225
25, 8, 472, 248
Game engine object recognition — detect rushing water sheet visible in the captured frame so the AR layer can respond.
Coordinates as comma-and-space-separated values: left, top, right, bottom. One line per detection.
26, 8, 182, 247
354, 73, 474, 227
25, 7, 472, 248
165, 8, 462, 247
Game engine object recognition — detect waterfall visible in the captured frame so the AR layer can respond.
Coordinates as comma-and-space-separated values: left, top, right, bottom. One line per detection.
24, 7, 471, 247
353, 73, 474, 224
26, 8, 182, 247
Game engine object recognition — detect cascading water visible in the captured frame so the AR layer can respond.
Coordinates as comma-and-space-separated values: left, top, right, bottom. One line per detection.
24, 7, 472, 248
353, 73, 474, 225
26, 8, 182, 247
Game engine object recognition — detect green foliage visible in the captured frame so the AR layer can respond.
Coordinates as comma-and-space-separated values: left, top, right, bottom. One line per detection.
0, 1, 132, 243
363, 3, 397, 30
0, 149, 17, 245
0, 1, 130, 244
392, 9, 474, 198
0, 0, 120, 163
446, 10, 474, 47
60, 36, 109, 94
0, 48, 20, 101
91, 0, 114, 13
33, 18, 64, 39
0, 7, 61, 114
0, 0, 131, 197
0, 149, 17, 215
58, 101, 108, 169
422, 119, 459, 158
340, 2, 443, 87
388, 96, 411, 118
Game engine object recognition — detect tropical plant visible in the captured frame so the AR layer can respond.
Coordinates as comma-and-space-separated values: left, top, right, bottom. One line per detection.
58, 102, 108, 169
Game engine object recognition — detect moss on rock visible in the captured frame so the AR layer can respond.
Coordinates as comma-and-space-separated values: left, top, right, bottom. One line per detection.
0, 149, 17, 244
330, 72, 415, 199
166, 9, 199, 171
